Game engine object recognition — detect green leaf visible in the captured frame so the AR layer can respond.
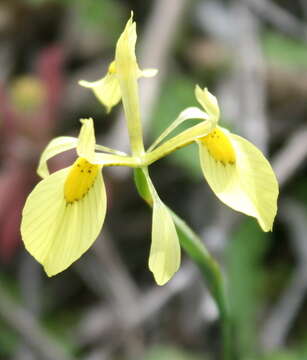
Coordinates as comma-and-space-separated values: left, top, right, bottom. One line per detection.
226, 219, 270, 358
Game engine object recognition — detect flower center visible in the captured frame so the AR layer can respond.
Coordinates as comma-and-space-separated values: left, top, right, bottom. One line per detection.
201, 128, 236, 165
64, 158, 99, 203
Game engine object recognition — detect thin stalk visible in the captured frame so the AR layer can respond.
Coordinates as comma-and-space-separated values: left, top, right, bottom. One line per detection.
134, 167, 232, 360
93, 121, 215, 168
171, 211, 231, 360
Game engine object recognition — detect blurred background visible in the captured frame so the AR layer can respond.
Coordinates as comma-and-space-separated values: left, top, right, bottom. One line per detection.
0, 0, 307, 359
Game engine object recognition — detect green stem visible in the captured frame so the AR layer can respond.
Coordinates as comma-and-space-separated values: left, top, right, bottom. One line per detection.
171, 211, 231, 360
134, 167, 232, 360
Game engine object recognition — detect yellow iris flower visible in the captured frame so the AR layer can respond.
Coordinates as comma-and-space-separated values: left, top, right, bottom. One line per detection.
21, 13, 278, 285
79, 59, 157, 113
194, 86, 278, 232
21, 119, 107, 276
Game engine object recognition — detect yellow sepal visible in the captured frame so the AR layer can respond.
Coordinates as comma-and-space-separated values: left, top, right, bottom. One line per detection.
21, 166, 107, 276
79, 72, 121, 114
79, 62, 157, 114
198, 128, 278, 231
37, 136, 78, 179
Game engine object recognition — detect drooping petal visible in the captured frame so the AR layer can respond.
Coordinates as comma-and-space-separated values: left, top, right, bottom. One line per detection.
79, 73, 121, 113
142, 169, 181, 285
77, 118, 96, 162
198, 128, 278, 231
195, 85, 220, 122
37, 136, 78, 179
149, 199, 181, 285
21, 166, 107, 276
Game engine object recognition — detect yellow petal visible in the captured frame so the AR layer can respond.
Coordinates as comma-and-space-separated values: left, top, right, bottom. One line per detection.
79, 73, 121, 113
148, 106, 209, 151
195, 85, 220, 122
21, 166, 107, 276
149, 200, 181, 285
37, 136, 78, 179
198, 128, 278, 231
139, 68, 158, 78
115, 13, 144, 155
79, 66, 156, 114
77, 118, 96, 162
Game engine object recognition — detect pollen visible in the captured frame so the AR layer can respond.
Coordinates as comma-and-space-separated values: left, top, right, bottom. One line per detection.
108, 61, 116, 74
64, 158, 99, 203
201, 128, 236, 165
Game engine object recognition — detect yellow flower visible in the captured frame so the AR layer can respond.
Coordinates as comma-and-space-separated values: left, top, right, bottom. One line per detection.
20, 13, 279, 286
79, 37, 157, 113
21, 119, 107, 276
194, 86, 278, 231
10, 75, 46, 113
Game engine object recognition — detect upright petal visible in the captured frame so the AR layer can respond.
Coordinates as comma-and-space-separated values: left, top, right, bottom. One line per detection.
148, 107, 209, 151
149, 199, 181, 285
115, 13, 144, 155
195, 85, 220, 122
21, 165, 107, 276
37, 136, 78, 178
198, 128, 278, 231
77, 118, 96, 162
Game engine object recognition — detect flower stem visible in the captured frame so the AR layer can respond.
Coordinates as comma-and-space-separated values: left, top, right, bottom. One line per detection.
134, 167, 232, 360
170, 211, 231, 360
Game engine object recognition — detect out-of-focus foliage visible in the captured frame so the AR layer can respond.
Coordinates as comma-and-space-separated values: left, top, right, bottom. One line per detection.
0, 322, 18, 357
263, 31, 307, 69
143, 346, 205, 360
26, 0, 124, 42
260, 347, 307, 360
227, 219, 268, 358
0, 0, 307, 359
